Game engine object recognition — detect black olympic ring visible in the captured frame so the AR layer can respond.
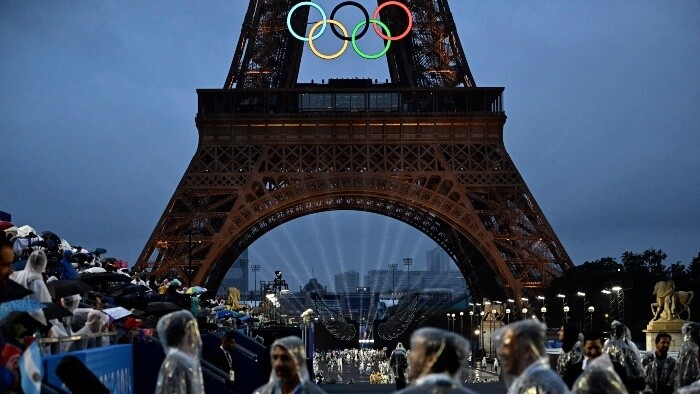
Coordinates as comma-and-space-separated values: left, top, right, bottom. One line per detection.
330, 1, 370, 42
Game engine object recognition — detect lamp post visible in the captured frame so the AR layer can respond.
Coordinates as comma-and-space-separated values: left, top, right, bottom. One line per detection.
357, 287, 368, 324
446, 313, 451, 330
541, 307, 547, 324
251, 264, 261, 300
587, 306, 595, 330
469, 309, 474, 336
505, 308, 511, 323
612, 286, 624, 321
479, 310, 485, 351
521, 297, 530, 319
388, 263, 398, 306
403, 258, 413, 291
563, 306, 570, 323
557, 294, 566, 324
577, 292, 587, 330
451, 313, 456, 332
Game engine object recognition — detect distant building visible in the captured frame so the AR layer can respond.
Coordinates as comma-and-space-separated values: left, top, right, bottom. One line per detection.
221, 249, 249, 296
426, 247, 453, 272
334, 270, 360, 294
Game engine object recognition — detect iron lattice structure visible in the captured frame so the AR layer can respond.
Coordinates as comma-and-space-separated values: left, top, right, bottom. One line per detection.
135, 0, 573, 303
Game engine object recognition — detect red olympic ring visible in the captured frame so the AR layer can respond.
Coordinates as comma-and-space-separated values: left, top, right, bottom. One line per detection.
373, 1, 413, 41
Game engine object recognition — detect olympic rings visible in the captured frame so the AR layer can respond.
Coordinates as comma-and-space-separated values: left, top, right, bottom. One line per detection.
287, 1, 413, 59
287, 2, 327, 42
373, 1, 413, 41
309, 20, 349, 60
352, 19, 391, 60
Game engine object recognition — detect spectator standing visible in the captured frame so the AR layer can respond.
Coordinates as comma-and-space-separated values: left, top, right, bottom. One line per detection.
397, 327, 476, 393
496, 319, 569, 394
564, 330, 627, 393
641, 332, 676, 394
154, 310, 204, 394
253, 336, 326, 394
675, 322, 700, 390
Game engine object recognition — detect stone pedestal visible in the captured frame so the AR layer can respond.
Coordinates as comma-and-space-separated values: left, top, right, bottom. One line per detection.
644, 319, 685, 352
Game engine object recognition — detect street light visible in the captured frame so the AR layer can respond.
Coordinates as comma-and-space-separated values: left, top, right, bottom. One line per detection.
577, 292, 587, 329
403, 258, 413, 291
460, 311, 464, 336
388, 263, 398, 305
251, 264, 261, 300
612, 286, 624, 321
451, 313, 456, 332
505, 308, 511, 323
357, 287, 369, 324
587, 306, 595, 330
446, 313, 451, 330
563, 306, 570, 323
541, 307, 547, 324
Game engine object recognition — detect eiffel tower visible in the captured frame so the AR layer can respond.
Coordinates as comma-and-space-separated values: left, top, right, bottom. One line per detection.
134, 0, 573, 302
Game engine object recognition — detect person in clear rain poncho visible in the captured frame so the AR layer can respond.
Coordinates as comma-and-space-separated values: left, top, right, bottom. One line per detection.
556, 323, 584, 379
155, 310, 204, 394
496, 319, 570, 394
640, 332, 676, 394
567, 330, 628, 394
675, 322, 700, 390
397, 327, 476, 393
10, 250, 51, 303
603, 321, 646, 392
253, 336, 326, 394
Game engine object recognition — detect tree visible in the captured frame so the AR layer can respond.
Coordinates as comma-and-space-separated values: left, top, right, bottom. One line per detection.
688, 253, 700, 283
668, 261, 687, 283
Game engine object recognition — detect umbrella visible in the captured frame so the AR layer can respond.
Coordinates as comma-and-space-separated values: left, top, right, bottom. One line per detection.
112, 285, 151, 297
92, 248, 107, 256
16, 225, 37, 238
0, 221, 14, 231
3, 226, 18, 237
0, 311, 49, 331
83, 267, 107, 274
186, 286, 207, 295
144, 302, 180, 315
239, 315, 259, 323
0, 299, 44, 321
79, 272, 131, 286
40, 231, 61, 243
47, 280, 93, 300
1, 279, 33, 303
71, 252, 93, 264
103, 257, 117, 263
217, 310, 235, 319
41, 302, 73, 320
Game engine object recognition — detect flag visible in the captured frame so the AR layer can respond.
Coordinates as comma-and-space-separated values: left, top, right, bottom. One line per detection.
19, 341, 42, 394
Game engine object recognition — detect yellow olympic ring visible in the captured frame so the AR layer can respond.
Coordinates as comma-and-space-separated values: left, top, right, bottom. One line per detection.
308, 19, 349, 60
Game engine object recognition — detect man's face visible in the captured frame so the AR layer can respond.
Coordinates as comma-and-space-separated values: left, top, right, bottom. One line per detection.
407, 344, 427, 381
583, 339, 603, 360
656, 337, 671, 356
558, 326, 565, 341
497, 329, 519, 375
222, 338, 235, 352
0, 246, 14, 283
272, 346, 299, 382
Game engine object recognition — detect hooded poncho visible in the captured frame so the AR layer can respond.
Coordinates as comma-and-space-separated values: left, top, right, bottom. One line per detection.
155, 310, 204, 394
253, 336, 326, 394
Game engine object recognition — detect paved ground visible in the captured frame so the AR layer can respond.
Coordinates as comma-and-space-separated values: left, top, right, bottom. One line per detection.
316, 356, 505, 393
324, 382, 505, 393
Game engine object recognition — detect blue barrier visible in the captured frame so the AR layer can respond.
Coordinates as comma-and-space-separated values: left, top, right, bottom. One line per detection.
42, 345, 134, 394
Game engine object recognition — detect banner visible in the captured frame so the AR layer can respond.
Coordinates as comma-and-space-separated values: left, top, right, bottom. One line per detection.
43, 345, 134, 393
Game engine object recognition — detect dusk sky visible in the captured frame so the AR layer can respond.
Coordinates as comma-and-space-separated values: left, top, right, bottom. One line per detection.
1, 1, 698, 290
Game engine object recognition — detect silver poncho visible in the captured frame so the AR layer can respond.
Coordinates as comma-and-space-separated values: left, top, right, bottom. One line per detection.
557, 342, 584, 378
640, 351, 676, 394
571, 353, 628, 394
603, 321, 645, 387
496, 320, 570, 394
675, 322, 700, 390
154, 310, 204, 394
253, 336, 326, 394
